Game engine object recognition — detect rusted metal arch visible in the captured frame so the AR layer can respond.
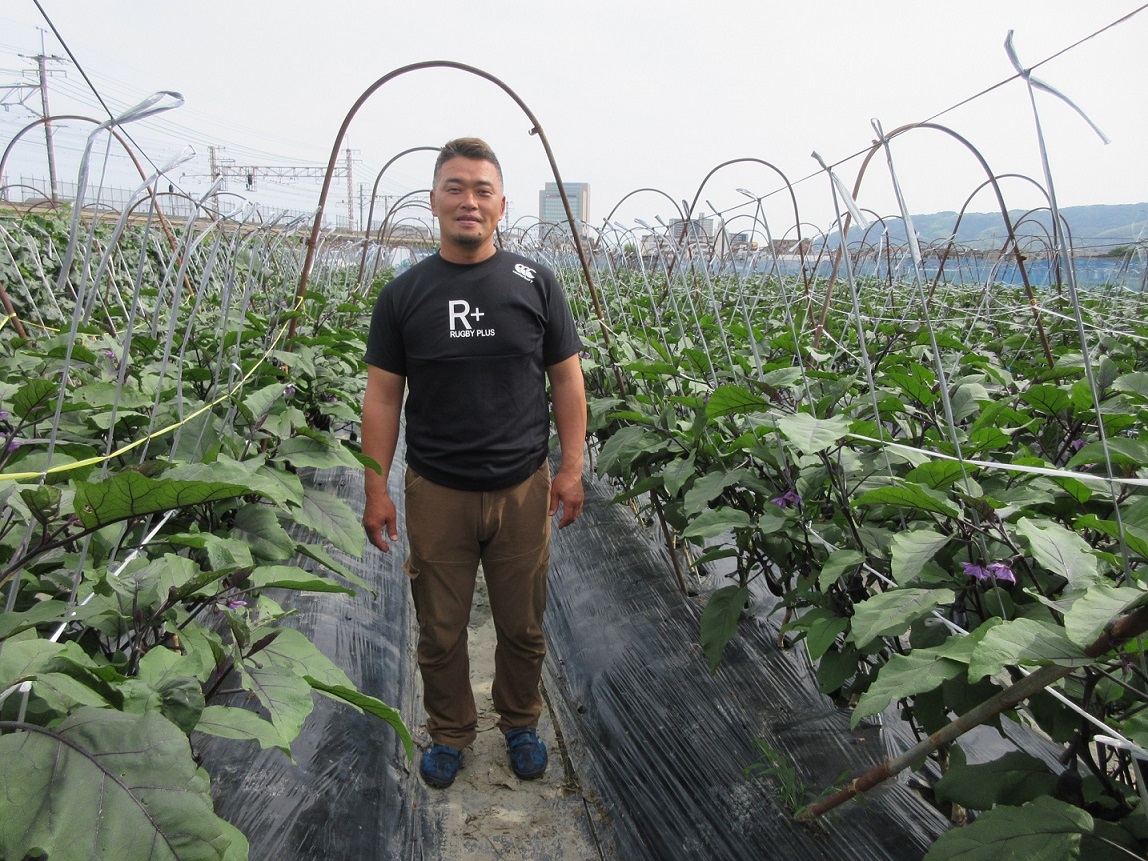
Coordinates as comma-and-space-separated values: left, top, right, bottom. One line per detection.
680, 157, 808, 291
925, 172, 1051, 304
813, 122, 1054, 369
1, 114, 149, 204
291, 59, 615, 384
361, 190, 433, 296
600, 187, 686, 231
354, 145, 439, 292
0, 113, 185, 332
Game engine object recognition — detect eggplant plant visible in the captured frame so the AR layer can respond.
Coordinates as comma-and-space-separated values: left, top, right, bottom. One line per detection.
0, 208, 409, 861
577, 261, 1148, 857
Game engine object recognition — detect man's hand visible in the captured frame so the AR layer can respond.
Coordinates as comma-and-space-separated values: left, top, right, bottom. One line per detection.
363, 492, 400, 552
549, 468, 584, 528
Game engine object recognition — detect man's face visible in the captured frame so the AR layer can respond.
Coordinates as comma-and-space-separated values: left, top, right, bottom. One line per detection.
430, 156, 506, 257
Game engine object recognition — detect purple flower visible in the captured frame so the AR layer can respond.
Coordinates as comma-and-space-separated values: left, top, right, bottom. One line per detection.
771, 490, 801, 509
1069, 439, 1085, 452
962, 560, 1014, 584
0, 410, 8, 421
986, 562, 1016, 584
6, 438, 22, 452
220, 598, 247, 610
283, 384, 296, 398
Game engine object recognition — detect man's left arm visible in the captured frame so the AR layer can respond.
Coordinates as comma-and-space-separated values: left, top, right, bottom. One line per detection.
546, 353, 587, 528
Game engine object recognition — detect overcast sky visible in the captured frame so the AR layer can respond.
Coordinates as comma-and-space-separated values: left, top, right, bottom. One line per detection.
2, 1, 1146, 237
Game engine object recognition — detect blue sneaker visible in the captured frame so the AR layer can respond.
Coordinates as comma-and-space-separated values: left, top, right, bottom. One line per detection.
505, 727, 547, 780
420, 743, 462, 788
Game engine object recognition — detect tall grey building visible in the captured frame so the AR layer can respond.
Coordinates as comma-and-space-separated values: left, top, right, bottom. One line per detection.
539, 182, 590, 226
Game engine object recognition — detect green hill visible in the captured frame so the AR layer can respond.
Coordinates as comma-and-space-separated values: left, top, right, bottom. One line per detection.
864, 203, 1148, 250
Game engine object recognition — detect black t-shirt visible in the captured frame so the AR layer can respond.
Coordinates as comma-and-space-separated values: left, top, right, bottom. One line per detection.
364, 250, 582, 491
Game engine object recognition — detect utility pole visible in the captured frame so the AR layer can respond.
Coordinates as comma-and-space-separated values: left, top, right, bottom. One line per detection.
3, 30, 67, 203
344, 148, 355, 232
34, 51, 66, 203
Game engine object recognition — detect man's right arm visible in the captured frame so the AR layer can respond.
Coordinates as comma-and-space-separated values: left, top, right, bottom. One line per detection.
361, 364, 405, 552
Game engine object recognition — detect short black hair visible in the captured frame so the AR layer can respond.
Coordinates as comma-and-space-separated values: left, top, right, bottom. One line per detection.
433, 138, 504, 187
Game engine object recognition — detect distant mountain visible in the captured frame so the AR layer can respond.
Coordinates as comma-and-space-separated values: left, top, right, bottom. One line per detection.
849, 203, 1148, 250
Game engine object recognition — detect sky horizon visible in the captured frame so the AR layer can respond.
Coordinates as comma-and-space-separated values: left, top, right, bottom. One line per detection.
2, 1, 1146, 241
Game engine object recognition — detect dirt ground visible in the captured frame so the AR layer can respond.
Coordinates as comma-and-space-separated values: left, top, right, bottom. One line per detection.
410, 568, 605, 861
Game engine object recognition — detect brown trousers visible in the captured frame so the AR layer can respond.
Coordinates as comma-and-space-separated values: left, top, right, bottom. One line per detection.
403, 462, 552, 749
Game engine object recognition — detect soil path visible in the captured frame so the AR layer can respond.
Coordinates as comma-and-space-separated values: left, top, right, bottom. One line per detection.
413, 569, 604, 860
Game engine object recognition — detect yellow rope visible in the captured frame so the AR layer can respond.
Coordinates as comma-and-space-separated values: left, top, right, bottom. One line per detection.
0, 297, 302, 484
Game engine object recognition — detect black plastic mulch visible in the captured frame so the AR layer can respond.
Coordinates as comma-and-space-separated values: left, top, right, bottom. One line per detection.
542, 468, 948, 860
201, 462, 951, 859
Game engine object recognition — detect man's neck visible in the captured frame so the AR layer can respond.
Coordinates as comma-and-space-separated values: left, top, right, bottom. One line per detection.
439, 243, 498, 265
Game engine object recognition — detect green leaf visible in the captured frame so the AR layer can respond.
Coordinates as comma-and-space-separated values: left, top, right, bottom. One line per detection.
247, 565, 355, 595
969, 617, 1090, 680
854, 482, 960, 517
1060, 583, 1147, 648
1075, 513, 1148, 561
884, 365, 936, 405
786, 607, 849, 661
595, 426, 671, 476
891, 529, 950, 584
168, 619, 223, 683
0, 640, 98, 689
0, 708, 241, 861
849, 588, 955, 648
274, 434, 363, 471
294, 542, 375, 596
683, 469, 745, 516
852, 651, 965, 726
905, 460, 965, 490
817, 549, 863, 591
194, 705, 291, 755
933, 751, 1059, 810
166, 457, 288, 506
1016, 517, 1099, 594
20, 671, 113, 713
1113, 371, 1148, 401
230, 502, 295, 562
659, 454, 696, 498
11, 378, 57, 421
816, 643, 861, 695
175, 533, 255, 573
776, 413, 851, 455
241, 383, 288, 423
106, 553, 201, 613
924, 796, 1092, 861
700, 585, 749, 672
237, 638, 316, 744
704, 384, 766, 417
254, 627, 354, 690
17, 485, 62, 526
0, 599, 93, 639
950, 382, 989, 422
73, 473, 251, 530
1068, 438, 1148, 469
1020, 384, 1071, 416
303, 677, 413, 761
681, 507, 752, 542
294, 484, 365, 557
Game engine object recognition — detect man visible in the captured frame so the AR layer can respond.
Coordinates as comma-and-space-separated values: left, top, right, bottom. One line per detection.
360, 138, 587, 789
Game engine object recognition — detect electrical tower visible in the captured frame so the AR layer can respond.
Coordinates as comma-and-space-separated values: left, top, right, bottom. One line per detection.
199, 146, 358, 228
1, 31, 68, 202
